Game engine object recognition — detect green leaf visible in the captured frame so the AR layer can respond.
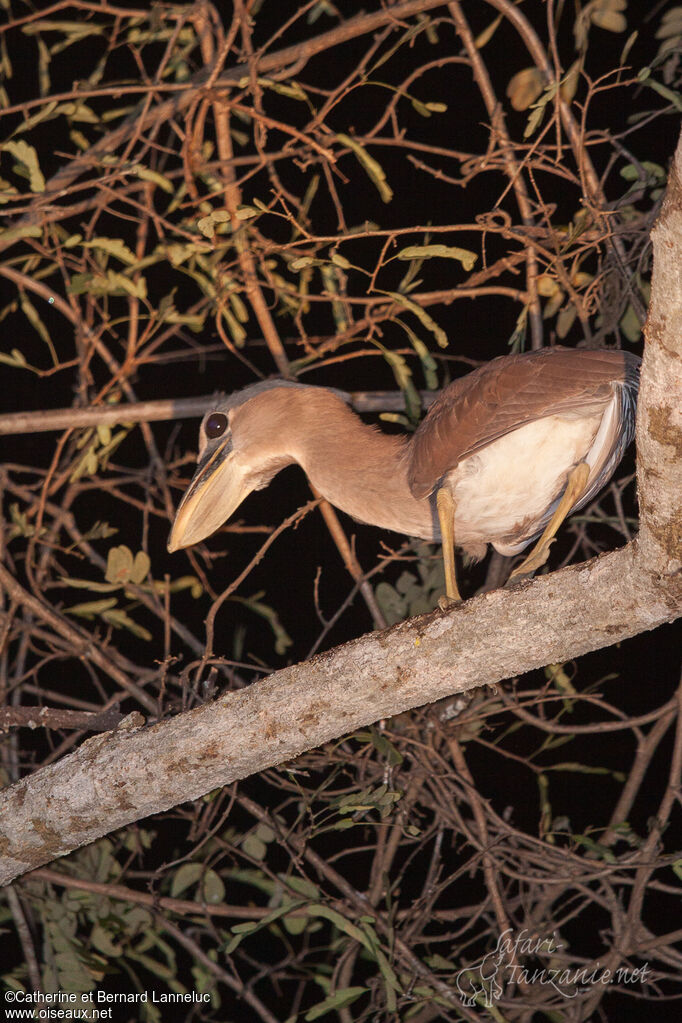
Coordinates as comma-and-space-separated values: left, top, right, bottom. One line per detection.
14, 100, 59, 134
410, 98, 437, 117
90, 924, 122, 957
155, 575, 203, 598
383, 350, 420, 422
81, 236, 137, 266
69, 442, 98, 481
96, 424, 111, 447
197, 209, 230, 238
65, 598, 118, 619
60, 102, 99, 124
59, 578, 118, 593
69, 129, 90, 151
330, 251, 351, 269
291, 256, 321, 270
102, 608, 152, 641
524, 103, 547, 138
130, 550, 151, 585
560, 59, 581, 105
0, 224, 42, 244
545, 661, 577, 695
507, 67, 544, 111
620, 160, 665, 183
0, 348, 28, 369
283, 913, 309, 935
376, 948, 401, 1007
132, 166, 174, 193
106, 545, 134, 585
235, 205, 259, 220
375, 581, 407, 626
238, 76, 309, 102
387, 291, 449, 348
337, 133, 393, 203
370, 728, 404, 766
255, 823, 276, 843
304, 987, 368, 1021
232, 595, 292, 654
23, 20, 105, 38
572, 834, 617, 862
426, 953, 455, 970
591, 7, 627, 33
69, 270, 147, 298
126, 950, 179, 984
401, 325, 439, 389
242, 834, 267, 860
548, 762, 625, 781
20, 295, 57, 365
225, 901, 307, 954
475, 13, 504, 49
170, 863, 203, 897
305, 905, 373, 952
396, 243, 477, 271
556, 305, 576, 338
639, 76, 682, 113
230, 921, 259, 936
508, 305, 528, 351
2, 140, 45, 192
620, 303, 642, 343
202, 870, 225, 905
544, 288, 564, 319
219, 306, 247, 346
281, 876, 319, 899
229, 292, 249, 323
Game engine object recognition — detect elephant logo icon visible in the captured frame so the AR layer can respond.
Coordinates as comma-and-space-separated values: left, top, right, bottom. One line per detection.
455, 943, 508, 1007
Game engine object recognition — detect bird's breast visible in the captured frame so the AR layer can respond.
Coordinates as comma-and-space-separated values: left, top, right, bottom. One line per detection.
445, 411, 605, 555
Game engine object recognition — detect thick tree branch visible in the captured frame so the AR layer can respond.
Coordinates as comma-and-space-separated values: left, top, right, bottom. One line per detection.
0, 544, 679, 885
1, 138, 681, 890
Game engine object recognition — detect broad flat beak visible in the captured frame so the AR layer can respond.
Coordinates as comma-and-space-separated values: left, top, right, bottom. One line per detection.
168, 440, 248, 552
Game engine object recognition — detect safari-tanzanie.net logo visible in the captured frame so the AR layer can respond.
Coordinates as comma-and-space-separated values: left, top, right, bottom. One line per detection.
454, 928, 651, 1007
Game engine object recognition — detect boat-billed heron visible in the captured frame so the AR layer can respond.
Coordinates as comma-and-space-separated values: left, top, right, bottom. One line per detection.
168, 347, 640, 603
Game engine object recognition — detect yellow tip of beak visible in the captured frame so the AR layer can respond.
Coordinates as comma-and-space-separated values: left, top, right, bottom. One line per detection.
167, 447, 249, 553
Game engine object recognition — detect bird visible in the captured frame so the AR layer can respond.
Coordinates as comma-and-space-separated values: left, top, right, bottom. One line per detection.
168, 347, 640, 604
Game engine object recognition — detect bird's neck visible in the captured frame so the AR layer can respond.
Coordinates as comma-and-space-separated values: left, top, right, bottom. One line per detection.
287, 390, 438, 541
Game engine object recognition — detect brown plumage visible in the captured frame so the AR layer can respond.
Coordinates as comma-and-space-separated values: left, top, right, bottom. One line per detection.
409, 348, 637, 498
168, 347, 640, 601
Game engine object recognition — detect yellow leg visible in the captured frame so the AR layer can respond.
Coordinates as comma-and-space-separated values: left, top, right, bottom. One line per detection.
437, 487, 461, 605
508, 461, 591, 583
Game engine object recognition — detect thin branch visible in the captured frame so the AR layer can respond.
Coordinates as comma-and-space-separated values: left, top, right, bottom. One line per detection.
0, 390, 438, 436
0, 705, 125, 733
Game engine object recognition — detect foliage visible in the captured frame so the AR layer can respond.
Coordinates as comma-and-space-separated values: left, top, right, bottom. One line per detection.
1, 1, 681, 1020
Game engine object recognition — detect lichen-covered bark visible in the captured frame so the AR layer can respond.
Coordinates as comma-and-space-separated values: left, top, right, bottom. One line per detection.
1, 546, 679, 885
1, 139, 681, 890
636, 137, 682, 575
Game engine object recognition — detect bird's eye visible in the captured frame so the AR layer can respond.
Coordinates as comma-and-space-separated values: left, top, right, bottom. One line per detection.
205, 413, 228, 439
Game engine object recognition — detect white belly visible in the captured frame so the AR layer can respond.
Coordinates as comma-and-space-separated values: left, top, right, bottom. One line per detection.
446, 411, 606, 555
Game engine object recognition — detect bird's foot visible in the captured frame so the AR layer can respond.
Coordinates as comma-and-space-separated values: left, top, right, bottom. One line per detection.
505, 569, 532, 590
438, 593, 461, 611
507, 537, 555, 584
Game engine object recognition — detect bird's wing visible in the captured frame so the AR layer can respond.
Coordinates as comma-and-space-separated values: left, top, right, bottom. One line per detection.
407, 348, 639, 499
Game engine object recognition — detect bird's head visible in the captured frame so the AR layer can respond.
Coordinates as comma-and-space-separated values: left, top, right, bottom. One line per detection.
167, 381, 312, 552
